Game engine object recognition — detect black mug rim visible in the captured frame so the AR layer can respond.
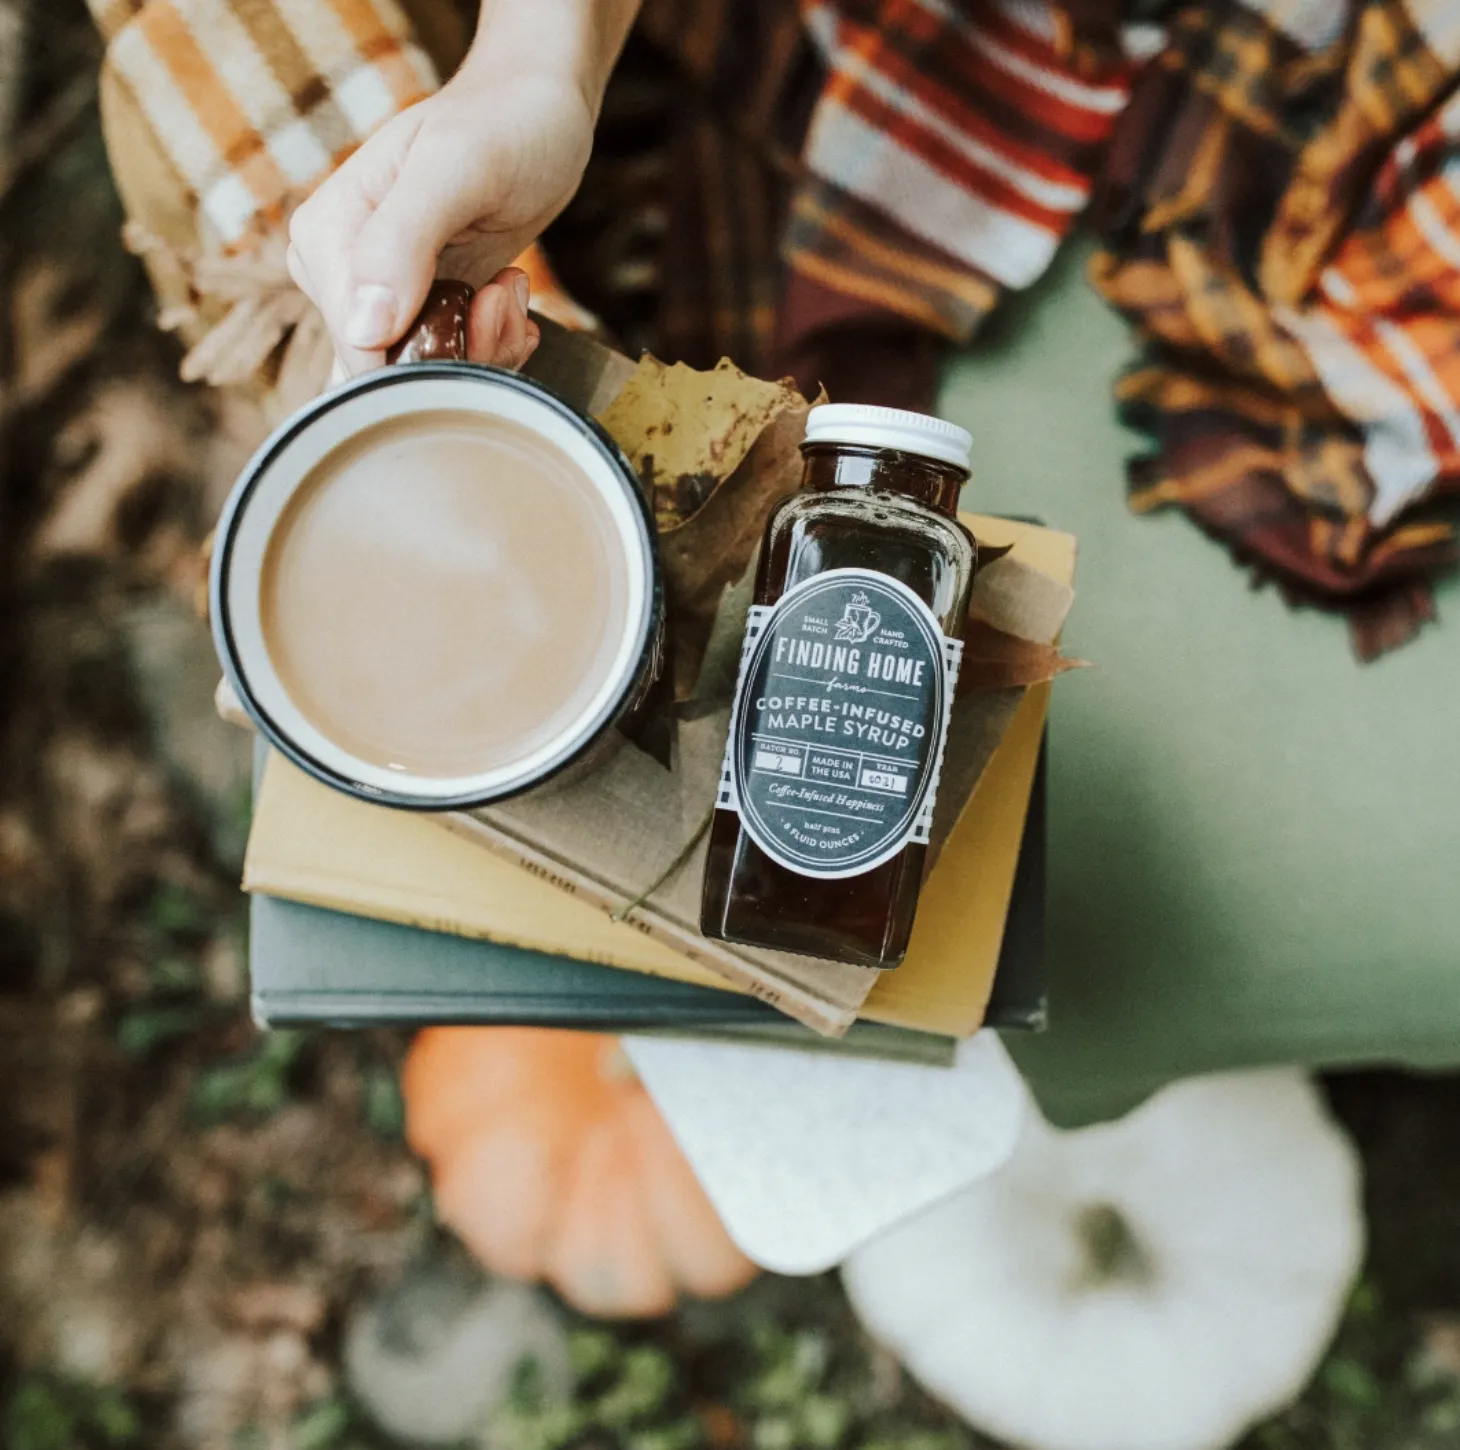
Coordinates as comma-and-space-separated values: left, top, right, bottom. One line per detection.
210, 360, 663, 811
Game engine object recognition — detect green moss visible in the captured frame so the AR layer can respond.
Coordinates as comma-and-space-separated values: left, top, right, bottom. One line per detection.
4, 1379, 141, 1450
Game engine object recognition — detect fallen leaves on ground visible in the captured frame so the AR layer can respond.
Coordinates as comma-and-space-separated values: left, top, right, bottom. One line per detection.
9, 260, 107, 406
33, 380, 197, 564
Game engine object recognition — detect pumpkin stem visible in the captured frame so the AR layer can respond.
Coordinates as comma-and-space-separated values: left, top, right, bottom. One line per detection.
1072, 1203, 1155, 1290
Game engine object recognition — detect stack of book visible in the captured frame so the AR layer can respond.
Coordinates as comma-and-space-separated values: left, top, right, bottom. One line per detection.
241, 515, 1071, 1065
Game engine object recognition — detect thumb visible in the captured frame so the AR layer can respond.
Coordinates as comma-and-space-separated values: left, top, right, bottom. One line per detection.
344, 130, 510, 353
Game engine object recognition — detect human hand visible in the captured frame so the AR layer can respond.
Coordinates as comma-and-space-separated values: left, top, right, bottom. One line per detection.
288, 63, 594, 375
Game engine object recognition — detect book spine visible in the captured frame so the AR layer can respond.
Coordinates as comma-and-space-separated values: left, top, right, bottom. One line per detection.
435, 811, 855, 1038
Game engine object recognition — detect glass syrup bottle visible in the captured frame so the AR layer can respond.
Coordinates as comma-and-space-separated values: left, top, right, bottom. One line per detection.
700, 404, 977, 969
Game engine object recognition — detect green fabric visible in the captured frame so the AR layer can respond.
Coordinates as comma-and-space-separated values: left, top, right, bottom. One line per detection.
943, 240, 1460, 1127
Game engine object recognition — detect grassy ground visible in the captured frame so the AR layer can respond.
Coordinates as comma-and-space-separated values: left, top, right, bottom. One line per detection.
4, 7, 1460, 1449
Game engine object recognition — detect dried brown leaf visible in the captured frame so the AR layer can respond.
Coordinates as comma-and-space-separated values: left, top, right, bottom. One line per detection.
957, 620, 1089, 692
226, 1282, 329, 1335
591, 353, 812, 699
660, 394, 818, 697
10, 261, 106, 405
596, 356, 802, 532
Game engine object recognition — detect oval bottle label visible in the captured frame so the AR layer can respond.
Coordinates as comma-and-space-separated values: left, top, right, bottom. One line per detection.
717, 568, 962, 879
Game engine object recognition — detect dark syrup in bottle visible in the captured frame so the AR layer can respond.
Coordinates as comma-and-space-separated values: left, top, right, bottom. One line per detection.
700, 405, 978, 969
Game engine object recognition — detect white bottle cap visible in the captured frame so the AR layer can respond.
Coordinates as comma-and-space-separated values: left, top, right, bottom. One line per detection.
802, 403, 972, 472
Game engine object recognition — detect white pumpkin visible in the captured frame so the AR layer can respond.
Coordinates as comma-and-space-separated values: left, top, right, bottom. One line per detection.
844, 1069, 1364, 1450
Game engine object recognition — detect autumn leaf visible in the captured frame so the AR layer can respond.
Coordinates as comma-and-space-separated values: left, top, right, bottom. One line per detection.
594, 354, 814, 700
596, 356, 803, 533
660, 398, 817, 699
33, 380, 196, 562
10, 261, 106, 406
957, 619, 1089, 692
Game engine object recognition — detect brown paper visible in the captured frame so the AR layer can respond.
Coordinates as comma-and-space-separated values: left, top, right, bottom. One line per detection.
447, 709, 879, 1036
523, 317, 638, 419
967, 553, 1075, 644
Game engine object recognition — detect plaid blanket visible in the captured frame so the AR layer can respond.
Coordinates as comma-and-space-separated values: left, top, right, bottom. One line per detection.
92, 0, 1460, 656
1092, 0, 1460, 656
789, 0, 1131, 337
775, 0, 1460, 656
601, 0, 1460, 656
90, 0, 437, 247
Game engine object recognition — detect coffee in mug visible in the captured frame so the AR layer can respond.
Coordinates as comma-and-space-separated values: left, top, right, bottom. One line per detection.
212, 284, 661, 809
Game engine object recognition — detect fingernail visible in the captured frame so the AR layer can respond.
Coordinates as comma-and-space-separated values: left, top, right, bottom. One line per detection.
512, 272, 530, 315
345, 283, 397, 348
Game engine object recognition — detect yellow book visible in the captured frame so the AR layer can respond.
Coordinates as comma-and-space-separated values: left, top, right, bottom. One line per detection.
244, 516, 1074, 1037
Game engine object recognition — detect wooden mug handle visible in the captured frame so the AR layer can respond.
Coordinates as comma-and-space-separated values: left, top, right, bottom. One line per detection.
385, 279, 474, 364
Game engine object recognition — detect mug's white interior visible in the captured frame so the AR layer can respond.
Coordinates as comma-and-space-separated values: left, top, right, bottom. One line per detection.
225, 373, 653, 802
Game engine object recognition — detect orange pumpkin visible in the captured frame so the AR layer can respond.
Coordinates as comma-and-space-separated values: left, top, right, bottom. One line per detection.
402, 1027, 760, 1318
